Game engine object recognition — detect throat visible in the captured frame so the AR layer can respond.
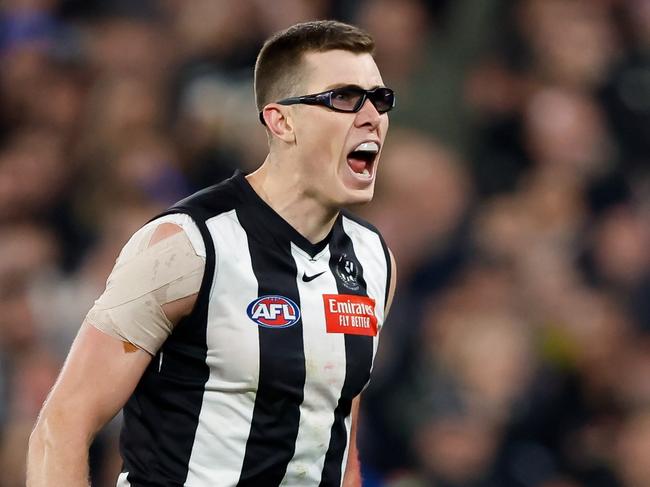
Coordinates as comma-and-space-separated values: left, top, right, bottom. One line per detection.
245, 170, 339, 244
281, 203, 340, 243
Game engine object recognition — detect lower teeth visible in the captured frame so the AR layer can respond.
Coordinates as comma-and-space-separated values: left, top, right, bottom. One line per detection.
362, 168, 370, 176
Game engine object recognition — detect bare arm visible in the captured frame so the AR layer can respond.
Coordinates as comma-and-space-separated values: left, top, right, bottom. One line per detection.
385, 249, 397, 317
27, 223, 199, 486
26, 323, 152, 486
342, 249, 397, 487
342, 396, 362, 487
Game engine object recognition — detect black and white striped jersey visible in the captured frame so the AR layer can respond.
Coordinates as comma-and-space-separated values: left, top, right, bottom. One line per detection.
116, 172, 392, 487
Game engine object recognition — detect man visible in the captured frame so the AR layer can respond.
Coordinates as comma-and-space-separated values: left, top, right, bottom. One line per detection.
27, 20, 396, 487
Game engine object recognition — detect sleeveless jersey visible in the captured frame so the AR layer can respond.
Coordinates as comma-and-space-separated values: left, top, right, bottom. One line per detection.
116, 172, 392, 487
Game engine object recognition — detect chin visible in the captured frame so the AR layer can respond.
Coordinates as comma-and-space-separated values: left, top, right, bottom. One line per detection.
337, 185, 375, 207
334, 167, 377, 206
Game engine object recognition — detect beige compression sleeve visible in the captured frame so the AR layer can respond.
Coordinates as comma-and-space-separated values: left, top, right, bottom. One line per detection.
86, 223, 205, 355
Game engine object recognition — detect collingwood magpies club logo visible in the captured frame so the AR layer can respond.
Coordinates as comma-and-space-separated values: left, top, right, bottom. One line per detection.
335, 254, 360, 291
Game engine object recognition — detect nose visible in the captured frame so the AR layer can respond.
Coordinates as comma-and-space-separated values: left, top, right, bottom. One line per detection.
354, 97, 382, 130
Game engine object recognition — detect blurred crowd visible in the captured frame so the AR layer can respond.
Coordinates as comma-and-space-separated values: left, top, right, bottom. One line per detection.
0, 0, 648, 486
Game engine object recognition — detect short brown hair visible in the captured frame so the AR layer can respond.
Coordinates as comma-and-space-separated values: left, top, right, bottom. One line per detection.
254, 20, 375, 112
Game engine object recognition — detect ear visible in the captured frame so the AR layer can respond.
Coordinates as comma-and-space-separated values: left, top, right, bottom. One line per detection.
261, 105, 296, 143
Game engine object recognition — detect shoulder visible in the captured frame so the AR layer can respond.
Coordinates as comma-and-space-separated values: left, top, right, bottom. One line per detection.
166, 172, 246, 220
135, 213, 206, 258
144, 173, 245, 254
340, 209, 395, 278
340, 209, 390, 261
340, 210, 397, 306
340, 209, 383, 237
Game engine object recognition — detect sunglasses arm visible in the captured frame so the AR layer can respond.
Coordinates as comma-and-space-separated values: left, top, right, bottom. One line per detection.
278, 96, 321, 106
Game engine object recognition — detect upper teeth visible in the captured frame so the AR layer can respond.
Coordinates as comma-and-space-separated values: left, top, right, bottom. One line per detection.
353, 141, 379, 153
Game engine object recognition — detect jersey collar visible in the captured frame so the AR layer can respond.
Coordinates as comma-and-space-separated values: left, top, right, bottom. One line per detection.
233, 171, 341, 258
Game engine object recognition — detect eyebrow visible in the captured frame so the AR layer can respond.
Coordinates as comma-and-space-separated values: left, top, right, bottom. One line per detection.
321, 83, 385, 91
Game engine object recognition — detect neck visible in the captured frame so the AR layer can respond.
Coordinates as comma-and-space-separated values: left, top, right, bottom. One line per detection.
246, 154, 340, 244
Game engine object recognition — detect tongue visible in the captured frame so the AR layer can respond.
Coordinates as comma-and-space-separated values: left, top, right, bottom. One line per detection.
347, 157, 367, 174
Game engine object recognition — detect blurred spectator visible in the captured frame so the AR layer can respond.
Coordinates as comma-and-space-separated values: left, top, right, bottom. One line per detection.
0, 1, 648, 486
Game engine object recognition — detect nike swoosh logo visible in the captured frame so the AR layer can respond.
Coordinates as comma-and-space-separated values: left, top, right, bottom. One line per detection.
302, 271, 326, 282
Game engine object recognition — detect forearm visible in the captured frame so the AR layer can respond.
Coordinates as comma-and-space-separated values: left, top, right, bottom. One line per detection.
343, 395, 362, 487
27, 413, 93, 487
342, 455, 361, 487
26, 323, 153, 487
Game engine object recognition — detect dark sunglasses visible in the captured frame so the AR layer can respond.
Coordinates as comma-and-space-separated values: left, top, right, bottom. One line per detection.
259, 85, 396, 125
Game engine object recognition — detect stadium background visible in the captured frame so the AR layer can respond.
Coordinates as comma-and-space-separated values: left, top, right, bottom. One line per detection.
0, 0, 649, 485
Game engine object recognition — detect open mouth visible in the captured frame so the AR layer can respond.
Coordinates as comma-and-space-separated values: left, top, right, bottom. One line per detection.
347, 141, 380, 178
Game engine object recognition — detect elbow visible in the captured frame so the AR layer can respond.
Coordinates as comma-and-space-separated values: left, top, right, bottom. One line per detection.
29, 414, 53, 455
28, 407, 92, 460
27, 414, 57, 463
27, 410, 93, 486
27, 419, 47, 485
28, 417, 46, 455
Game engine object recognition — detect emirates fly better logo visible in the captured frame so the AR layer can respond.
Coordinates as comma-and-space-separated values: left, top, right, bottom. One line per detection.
323, 294, 378, 336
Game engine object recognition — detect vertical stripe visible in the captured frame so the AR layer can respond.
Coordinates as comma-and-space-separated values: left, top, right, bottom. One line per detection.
120, 207, 216, 486
237, 211, 307, 486
185, 211, 261, 486
341, 217, 389, 323
341, 217, 390, 367
281, 245, 347, 485
320, 229, 374, 487
342, 213, 391, 307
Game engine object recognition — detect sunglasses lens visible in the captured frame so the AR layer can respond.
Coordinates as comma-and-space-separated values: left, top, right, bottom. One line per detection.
330, 87, 365, 111
327, 86, 395, 113
370, 88, 395, 113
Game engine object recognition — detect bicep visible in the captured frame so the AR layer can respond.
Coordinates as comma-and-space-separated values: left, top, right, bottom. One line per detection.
87, 222, 204, 355
37, 221, 204, 438
40, 322, 152, 434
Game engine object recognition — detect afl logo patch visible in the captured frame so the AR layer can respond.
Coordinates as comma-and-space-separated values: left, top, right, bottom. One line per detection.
247, 295, 301, 328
